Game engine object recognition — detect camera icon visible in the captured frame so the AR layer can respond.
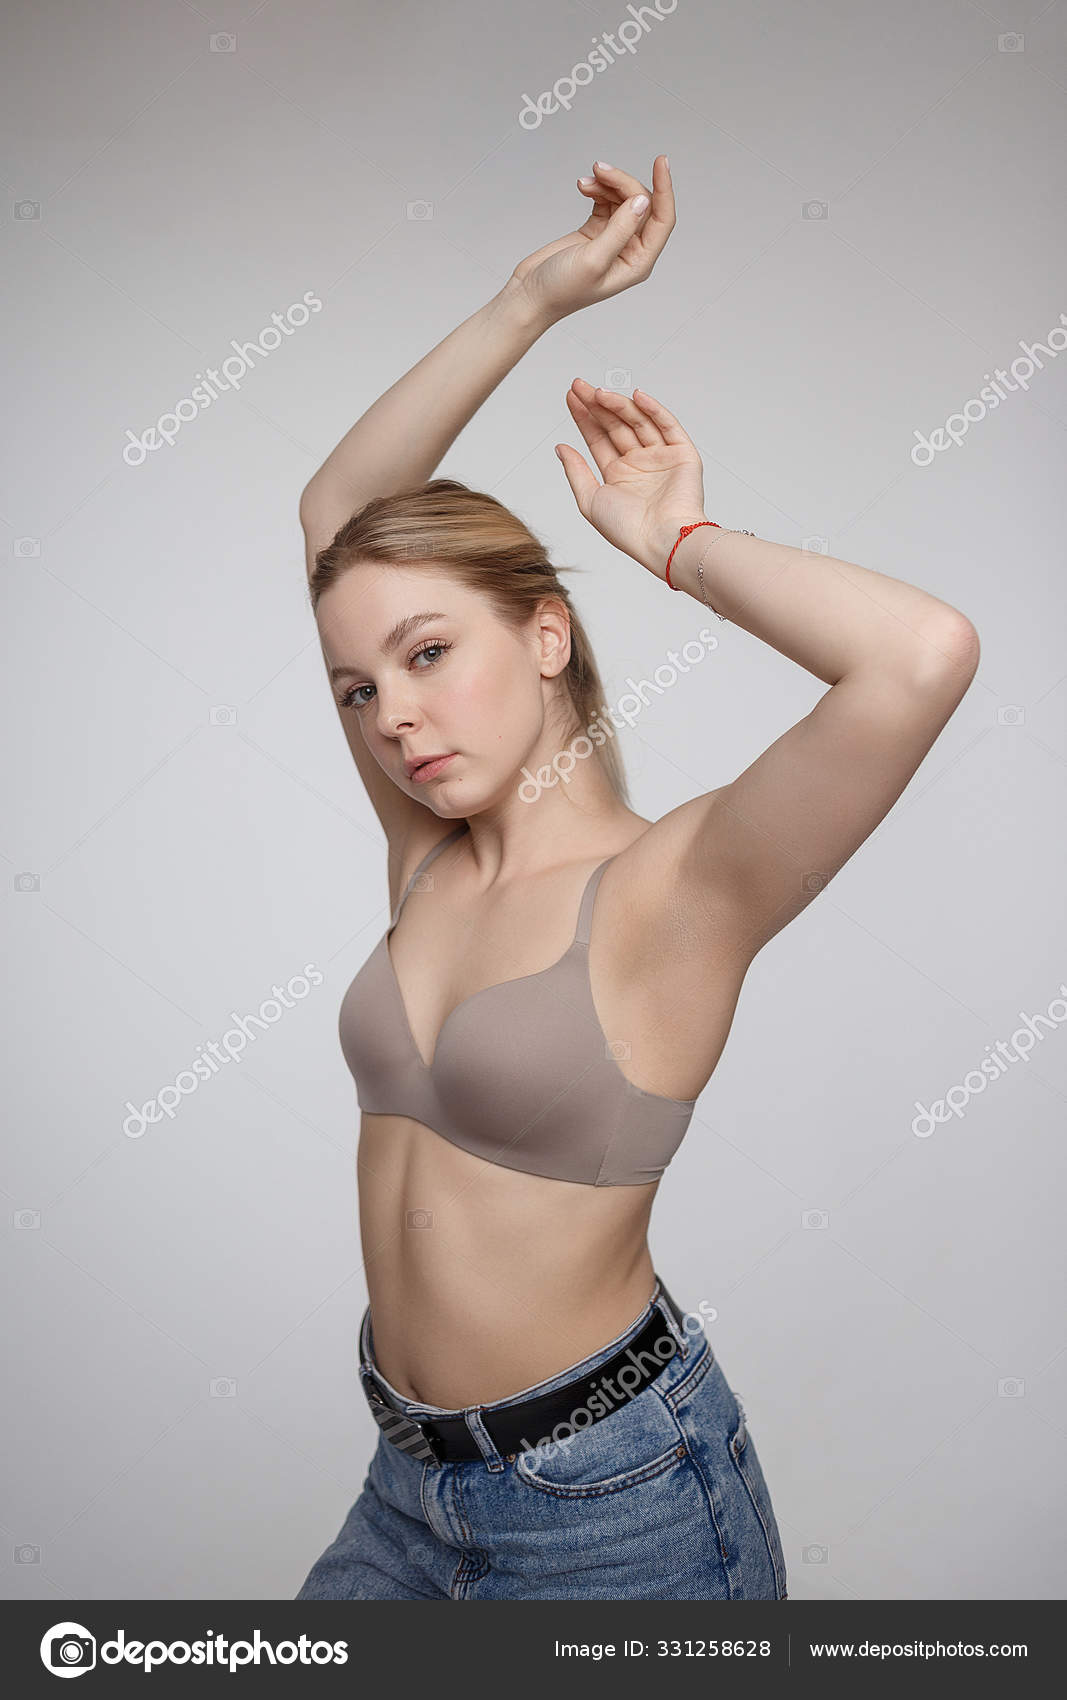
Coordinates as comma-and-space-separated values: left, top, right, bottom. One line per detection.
14, 872, 40, 893
14, 1209, 40, 1230
802, 871, 828, 894
802, 1543, 829, 1563
209, 705, 237, 726
14, 200, 40, 220
606, 1038, 631, 1061
210, 32, 236, 51
995, 705, 1024, 726
803, 201, 828, 220
802, 536, 828, 553
210, 1377, 237, 1397
604, 367, 632, 391
45, 1626, 96, 1671
411, 871, 435, 893
406, 200, 433, 220
14, 537, 41, 556
802, 1209, 829, 1230
15, 1543, 41, 1563
406, 1208, 434, 1229
997, 33, 1024, 52
997, 1377, 1025, 1397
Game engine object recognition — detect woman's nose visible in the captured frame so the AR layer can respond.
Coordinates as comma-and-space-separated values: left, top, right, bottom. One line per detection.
378, 695, 418, 736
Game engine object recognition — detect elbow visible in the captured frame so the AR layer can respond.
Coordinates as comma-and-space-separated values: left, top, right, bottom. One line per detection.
915, 607, 980, 695
298, 479, 320, 534
934, 607, 980, 670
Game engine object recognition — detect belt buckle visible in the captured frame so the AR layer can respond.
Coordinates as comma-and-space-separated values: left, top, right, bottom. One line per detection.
363, 1376, 443, 1466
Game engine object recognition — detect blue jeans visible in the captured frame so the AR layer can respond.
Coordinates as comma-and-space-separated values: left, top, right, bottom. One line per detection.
296, 1275, 787, 1601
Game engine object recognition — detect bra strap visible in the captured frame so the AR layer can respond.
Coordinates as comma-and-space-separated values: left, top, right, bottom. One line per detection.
390, 821, 469, 928
574, 857, 615, 946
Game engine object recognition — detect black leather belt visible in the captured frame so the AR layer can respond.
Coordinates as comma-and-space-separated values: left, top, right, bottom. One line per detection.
360, 1279, 689, 1467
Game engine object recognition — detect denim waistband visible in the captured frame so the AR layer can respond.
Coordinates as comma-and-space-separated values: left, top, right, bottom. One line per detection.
358, 1273, 702, 1422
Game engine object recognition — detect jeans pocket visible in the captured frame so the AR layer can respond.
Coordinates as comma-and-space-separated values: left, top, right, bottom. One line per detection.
514, 1379, 688, 1498
728, 1396, 788, 1599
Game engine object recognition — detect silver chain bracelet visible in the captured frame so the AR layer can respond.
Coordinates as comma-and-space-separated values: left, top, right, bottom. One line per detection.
697, 529, 755, 621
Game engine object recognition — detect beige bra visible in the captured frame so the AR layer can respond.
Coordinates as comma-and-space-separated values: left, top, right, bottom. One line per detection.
339, 822, 697, 1186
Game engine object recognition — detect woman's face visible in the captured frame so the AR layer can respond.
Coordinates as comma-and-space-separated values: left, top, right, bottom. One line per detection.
315, 562, 570, 810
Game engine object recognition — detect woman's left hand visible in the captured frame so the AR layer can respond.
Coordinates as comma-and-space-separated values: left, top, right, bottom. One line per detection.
554, 381, 707, 582
508, 157, 675, 326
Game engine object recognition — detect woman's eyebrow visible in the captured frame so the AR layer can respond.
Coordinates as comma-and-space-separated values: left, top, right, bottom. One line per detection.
328, 611, 450, 680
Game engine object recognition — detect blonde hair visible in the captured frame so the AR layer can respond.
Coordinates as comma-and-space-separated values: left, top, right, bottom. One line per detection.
309, 479, 630, 804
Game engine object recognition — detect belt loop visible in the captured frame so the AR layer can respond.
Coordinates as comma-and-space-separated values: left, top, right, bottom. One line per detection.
358, 1306, 388, 1407
464, 1408, 505, 1472
359, 1303, 375, 1372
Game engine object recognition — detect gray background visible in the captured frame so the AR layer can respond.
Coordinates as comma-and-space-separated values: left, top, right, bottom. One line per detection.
3, 0, 1065, 1602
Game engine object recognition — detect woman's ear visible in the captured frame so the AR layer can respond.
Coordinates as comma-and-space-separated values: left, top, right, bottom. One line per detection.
536, 597, 572, 678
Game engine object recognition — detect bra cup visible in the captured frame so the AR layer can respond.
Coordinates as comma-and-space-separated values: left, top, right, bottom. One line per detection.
336, 847, 699, 1187
339, 944, 429, 1111
429, 958, 625, 1185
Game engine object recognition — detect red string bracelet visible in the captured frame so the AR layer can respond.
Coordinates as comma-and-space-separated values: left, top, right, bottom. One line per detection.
665, 521, 720, 590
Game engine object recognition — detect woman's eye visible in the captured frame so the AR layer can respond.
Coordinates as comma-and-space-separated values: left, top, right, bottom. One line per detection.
342, 684, 375, 709
340, 640, 451, 710
412, 642, 449, 667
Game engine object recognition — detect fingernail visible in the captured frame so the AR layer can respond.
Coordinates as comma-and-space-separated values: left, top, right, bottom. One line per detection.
578, 175, 595, 186
594, 160, 613, 171
632, 194, 649, 214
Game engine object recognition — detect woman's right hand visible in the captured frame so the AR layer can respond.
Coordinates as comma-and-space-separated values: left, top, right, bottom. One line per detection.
508, 156, 676, 326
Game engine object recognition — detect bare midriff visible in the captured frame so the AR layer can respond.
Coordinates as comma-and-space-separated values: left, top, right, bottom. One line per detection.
357, 1112, 660, 1409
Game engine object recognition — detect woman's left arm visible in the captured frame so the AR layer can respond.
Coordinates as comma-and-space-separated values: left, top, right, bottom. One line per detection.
556, 381, 980, 960
661, 523, 978, 955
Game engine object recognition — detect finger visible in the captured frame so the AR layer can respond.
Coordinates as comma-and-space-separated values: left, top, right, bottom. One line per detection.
570, 380, 642, 455
632, 155, 677, 262
565, 384, 622, 478
591, 160, 650, 202
631, 387, 693, 448
577, 174, 622, 203
586, 383, 662, 449
554, 442, 600, 519
582, 189, 653, 270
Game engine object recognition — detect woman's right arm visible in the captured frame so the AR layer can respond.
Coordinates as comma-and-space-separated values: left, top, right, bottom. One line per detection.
299, 280, 550, 550
299, 282, 555, 855
300, 156, 675, 858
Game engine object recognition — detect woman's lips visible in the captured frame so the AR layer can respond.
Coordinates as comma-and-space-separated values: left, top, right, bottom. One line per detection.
410, 753, 456, 783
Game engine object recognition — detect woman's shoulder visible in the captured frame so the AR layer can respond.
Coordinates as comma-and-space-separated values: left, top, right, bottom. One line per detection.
387, 816, 469, 913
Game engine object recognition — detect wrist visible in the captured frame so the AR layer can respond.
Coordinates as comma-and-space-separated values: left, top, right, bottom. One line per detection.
647, 516, 710, 582
494, 274, 560, 337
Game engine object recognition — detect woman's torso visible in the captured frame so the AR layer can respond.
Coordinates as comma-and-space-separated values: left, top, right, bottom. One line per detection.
350, 814, 747, 1408
358, 1125, 660, 1405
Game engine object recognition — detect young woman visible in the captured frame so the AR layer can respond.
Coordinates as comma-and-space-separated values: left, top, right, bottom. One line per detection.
294, 157, 979, 1601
